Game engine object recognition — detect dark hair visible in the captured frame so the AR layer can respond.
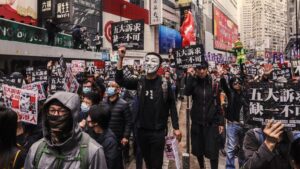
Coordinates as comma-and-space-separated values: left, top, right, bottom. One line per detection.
89, 103, 111, 130
195, 61, 209, 69
145, 52, 163, 65
0, 107, 18, 169
229, 77, 242, 89
83, 80, 93, 85
83, 92, 101, 105
291, 138, 300, 167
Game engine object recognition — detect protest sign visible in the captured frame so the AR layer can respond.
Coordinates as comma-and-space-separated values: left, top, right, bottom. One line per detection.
165, 136, 180, 169
174, 44, 205, 69
0, 76, 7, 103
292, 60, 300, 77
64, 67, 79, 93
51, 64, 65, 78
246, 82, 300, 129
245, 66, 258, 77
111, 20, 144, 50
71, 60, 86, 76
26, 67, 34, 75
49, 76, 65, 94
123, 66, 133, 79
2, 85, 38, 125
8, 73, 24, 88
32, 69, 48, 82
22, 82, 46, 101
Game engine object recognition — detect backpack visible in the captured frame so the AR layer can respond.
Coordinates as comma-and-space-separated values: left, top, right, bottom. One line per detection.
253, 128, 300, 145
33, 132, 90, 169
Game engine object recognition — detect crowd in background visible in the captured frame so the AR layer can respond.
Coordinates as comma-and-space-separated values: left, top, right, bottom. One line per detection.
1, 48, 300, 169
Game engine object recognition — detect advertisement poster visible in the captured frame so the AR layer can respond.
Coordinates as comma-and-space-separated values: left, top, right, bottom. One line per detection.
3, 85, 38, 125
213, 5, 238, 52
159, 25, 182, 54
0, 0, 37, 25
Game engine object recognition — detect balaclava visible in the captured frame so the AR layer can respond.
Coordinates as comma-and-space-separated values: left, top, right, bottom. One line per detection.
46, 100, 73, 144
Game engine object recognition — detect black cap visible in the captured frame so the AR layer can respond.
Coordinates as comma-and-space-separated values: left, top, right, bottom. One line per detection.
196, 61, 209, 69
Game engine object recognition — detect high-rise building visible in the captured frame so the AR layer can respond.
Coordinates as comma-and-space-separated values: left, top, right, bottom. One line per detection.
239, 0, 287, 54
285, 0, 300, 57
239, 0, 252, 49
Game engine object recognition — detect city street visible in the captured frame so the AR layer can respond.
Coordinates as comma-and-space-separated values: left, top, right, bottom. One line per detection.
128, 98, 228, 169
1, 0, 300, 169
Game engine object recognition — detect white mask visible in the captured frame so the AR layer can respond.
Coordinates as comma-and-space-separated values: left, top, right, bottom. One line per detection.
144, 54, 160, 74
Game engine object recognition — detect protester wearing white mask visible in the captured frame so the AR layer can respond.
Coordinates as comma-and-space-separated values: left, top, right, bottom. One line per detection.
143, 54, 161, 74
115, 45, 182, 169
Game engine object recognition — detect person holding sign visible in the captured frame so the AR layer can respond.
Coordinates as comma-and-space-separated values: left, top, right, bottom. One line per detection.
242, 121, 300, 169
115, 45, 182, 169
220, 76, 249, 169
185, 63, 224, 169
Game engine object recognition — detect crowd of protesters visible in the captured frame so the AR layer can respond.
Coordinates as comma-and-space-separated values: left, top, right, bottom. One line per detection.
1, 45, 300, 169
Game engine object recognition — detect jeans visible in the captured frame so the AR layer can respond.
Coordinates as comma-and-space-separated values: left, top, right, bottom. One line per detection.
226, 122, 245, 169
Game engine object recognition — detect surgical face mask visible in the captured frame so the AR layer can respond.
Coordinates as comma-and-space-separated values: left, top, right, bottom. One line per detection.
144, 54, 160, 74
82, 87, 92, 94
81, 102, 90, 113
106, 87, 116, 97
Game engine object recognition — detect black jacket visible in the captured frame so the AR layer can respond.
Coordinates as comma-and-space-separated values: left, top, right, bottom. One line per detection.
242, 129, 292, 169
185, 75, 223, 125
92, 129, 122, 169
115, 69, 179, 130
103, 97, 132, 141
220, 77, 249, 122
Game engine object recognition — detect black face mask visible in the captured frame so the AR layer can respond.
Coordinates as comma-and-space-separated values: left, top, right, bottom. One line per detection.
47, 113, 73, 144
87, 126, 97, 139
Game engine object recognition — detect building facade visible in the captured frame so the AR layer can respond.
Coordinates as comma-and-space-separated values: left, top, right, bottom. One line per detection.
240, 0, 287, 56
286, 0, 300, 58
203, 0, 238, 58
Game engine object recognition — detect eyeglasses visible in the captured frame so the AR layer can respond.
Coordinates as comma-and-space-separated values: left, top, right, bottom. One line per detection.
48, 108, 68, 115
233, 82, 241, 85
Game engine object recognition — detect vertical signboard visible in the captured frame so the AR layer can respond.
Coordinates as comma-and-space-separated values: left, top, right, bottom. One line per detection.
150, 0, 163, 25
55, 0, 72, 23
39, 0, 53, 19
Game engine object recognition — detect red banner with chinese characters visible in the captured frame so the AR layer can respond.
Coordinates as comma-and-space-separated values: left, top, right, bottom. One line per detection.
213, 5, 238, 52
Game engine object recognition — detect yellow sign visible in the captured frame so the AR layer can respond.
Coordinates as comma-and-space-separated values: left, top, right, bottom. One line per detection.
177, 0, 192, 5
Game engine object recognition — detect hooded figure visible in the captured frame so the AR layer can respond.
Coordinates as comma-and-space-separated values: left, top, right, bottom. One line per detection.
24, 91, 107, 169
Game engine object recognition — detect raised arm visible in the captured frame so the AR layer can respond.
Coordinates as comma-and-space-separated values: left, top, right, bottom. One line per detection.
115, 46, 138, 90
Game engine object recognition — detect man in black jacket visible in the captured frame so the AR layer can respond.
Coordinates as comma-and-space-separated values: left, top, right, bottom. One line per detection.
185, 64, 224, 169
242, 121, 293, 169
115, 46, 181, 169
87, 104, 121, 169
103, 81, 132, 145
220, 76, 249, 169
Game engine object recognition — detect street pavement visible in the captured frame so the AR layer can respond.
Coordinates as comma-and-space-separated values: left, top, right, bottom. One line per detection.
128, 97, 229, 169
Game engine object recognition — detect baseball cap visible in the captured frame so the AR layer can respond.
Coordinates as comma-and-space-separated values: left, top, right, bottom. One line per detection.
196, 61, 209, 69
